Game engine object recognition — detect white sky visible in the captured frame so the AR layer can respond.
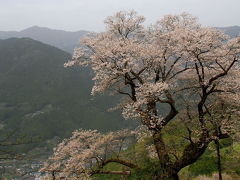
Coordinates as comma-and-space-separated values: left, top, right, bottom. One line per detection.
0, 0, 239, 32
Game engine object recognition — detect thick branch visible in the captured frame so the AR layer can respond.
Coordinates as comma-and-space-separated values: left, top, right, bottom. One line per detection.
90, 158, 138, 177
165, 57, 181, 78
102, 158, 138, 169
130, 70, 144, 84
125, 73, 137, 101
174, 139, 209, 171
174, 128, 230, 171
161, 90, 178, 127
153, 132, 172, 167
208, 57, 237, 86
91, 170, 131, 176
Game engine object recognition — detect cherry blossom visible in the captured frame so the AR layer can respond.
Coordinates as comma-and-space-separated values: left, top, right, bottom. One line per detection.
43, 11, 240, 180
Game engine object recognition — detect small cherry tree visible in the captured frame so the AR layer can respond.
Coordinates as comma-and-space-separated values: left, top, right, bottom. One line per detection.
42, 11, 240, 179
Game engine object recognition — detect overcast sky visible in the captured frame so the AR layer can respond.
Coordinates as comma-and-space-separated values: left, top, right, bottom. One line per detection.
0, 0, 239, 32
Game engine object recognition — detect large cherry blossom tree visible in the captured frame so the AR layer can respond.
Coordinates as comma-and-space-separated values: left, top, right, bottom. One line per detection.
42, 11, 240, 180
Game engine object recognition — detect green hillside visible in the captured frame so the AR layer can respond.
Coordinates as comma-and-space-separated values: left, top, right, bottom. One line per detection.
0, 38, 133, 142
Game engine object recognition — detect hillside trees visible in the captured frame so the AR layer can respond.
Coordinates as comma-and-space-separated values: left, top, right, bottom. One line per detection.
41, 11, 240, 179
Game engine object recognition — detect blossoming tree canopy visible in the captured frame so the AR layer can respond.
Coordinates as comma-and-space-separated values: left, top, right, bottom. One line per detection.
41, 129, 136, 179
44, 11, 240, 179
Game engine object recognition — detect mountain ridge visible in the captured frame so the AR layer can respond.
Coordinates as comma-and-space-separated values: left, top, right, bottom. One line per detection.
217, 25, 240, 37
0, 25, 239, 54
0, 26, 89, 53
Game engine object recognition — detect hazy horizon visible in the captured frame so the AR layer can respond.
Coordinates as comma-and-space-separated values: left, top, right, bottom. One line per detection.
1, 24, 240, 33
0, 0, 240, 32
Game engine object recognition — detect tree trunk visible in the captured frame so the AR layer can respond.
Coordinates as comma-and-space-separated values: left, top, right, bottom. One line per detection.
215, 140, 222, 180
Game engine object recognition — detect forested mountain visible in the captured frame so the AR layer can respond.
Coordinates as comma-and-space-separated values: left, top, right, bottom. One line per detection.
0, 38, 132, 141
0, 26, 89, 53
218, 25, 240, 37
